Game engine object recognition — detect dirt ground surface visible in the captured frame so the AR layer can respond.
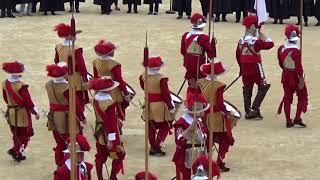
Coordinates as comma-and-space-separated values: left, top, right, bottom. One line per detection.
0, 1, 319, 180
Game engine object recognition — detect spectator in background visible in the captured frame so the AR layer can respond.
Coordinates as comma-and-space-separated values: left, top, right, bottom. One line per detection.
19, 0, 33, 16
144, 0, 161, 15
123, 0, 141, 14
0, 0, 15, 18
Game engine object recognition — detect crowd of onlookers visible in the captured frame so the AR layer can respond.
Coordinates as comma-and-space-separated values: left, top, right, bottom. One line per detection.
1, 0, 319, 26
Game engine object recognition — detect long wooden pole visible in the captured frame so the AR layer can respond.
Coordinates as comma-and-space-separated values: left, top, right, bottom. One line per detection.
300, 0, 303, 54
208, 0, 214, 179
69, 2, 77, 179
144, 31, 149, 180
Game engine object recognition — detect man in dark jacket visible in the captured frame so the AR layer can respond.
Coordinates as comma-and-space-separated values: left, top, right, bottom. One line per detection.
0, 0, 15, 18
290, 0, 315, 26
213, 0, 232, 22
315, 0, 320, 26
268, 0, 290, 24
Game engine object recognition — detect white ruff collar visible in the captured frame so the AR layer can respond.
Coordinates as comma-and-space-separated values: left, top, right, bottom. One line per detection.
8, 76, 22, 82
240, 35, 258, 45
94, 92, 112, 101
187, 29, 205, 39
284, 41, 298, 49
206, 75, 218, 81
53, 77, 68, 84
62, 39, 73, 46
99, 54, 114, 61
147, 69, 159, 75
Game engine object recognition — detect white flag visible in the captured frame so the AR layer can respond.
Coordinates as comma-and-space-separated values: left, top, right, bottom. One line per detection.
254, 0, 268, 24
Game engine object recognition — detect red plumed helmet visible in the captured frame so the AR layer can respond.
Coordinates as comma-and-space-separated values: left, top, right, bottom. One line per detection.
94, 40, 117, 55
190, 13, 206, 28
90, 76, 119, 91
285, 24, 300, 41
65, 134, 91, 153
135, 171, 157, 180
54, 23, 72, 38
185, 91, 209, 113
2, 61, 25, 75
192, 155, 220, 178
148, 56, 164, 69
200, 59, 229, 76
243, 15, 259, 29
46, 62, 68, 78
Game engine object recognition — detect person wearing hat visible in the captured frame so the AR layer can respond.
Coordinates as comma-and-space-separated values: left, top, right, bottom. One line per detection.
191, 155, 220, 179
54, 23, 89, 111
91, 76, 125, 180
45, 62, 87, 166
139, 56, 175, 156
200, 61, 234, 172
172, 91, 209, 180
2, 61, 40, 162
93, 40, 131, 127
277, 24, 308, 128
180, 13, 217, 93
236, 15, 274, 120
135, 171, 158, 180
54, 134, 93, 180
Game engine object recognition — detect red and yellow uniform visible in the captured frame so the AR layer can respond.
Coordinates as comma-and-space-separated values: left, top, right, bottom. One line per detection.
200, 61, 234, 172
277, 24, 308, 128
93, 40, 130, 118
180, 13, 216, 91
236, 15, 274, 119
91, 77, 125, 180
2, 61, 39, 162
45, 63, 86, 166
139, 56, 174, 155
53, 23, 89, 107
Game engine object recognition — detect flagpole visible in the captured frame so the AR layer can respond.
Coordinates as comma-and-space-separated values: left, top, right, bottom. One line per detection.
144, 31, 150, 180
300, 0, 303, 54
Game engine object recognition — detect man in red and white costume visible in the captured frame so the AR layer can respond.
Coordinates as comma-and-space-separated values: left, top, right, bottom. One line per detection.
236, 15, 274, 120
2, 61, 40, 162
135, 171, 158, 180
277, 24, 308, 128
93, 40, 131, 119
201, 61, 235, 172
45, 63, 86, 166
54, 134, 93, 180
53, 23, 89, 109
139, 56, 175, 156
172, 91, 209, 180
91, 76, 125, 180
180, 13, 216, 92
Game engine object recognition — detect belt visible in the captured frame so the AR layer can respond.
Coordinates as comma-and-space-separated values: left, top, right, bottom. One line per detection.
186, 144, 203, 149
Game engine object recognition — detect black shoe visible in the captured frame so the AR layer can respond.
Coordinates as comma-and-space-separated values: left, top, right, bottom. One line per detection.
134, 10, 138, 14
187, 16, 191, 19
76, 9, 80, 13
279, 20, 284, 24
149, 147, 157, 156
295, 22, 300, 25
7, 14, 15, 18
219, 163, 230, 172
51, 11, 56, 15
127, 10, 131, 13
214, 17, 220, 22
286, 121, 294, 128
316, 22, 320, 26
293, 119, 307, 128
235, 19, 240, 23
176, 16, 182, 19
304, 22, 308, 27
273, 20, 278, 24
245, 109, 263, 120
148, 12, 152, 15
153, 12, 158, 15
7, 148, 15, 159
106, 11, 111, 15
101, 11, 106, 14
115, 6, 120, 11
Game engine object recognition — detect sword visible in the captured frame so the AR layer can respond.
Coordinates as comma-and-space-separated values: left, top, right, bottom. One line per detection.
224, 75, 242, 92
